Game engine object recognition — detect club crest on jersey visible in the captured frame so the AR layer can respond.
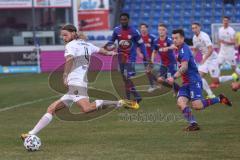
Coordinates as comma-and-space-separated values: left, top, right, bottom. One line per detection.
119, 40, 132, 50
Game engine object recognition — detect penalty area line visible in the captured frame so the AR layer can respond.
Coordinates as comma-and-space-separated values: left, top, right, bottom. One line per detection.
0, 95, 60, 112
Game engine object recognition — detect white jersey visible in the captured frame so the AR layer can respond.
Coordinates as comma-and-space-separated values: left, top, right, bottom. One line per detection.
64, 39, 100, 87
193, 31, 218, 61
218, 26, 236, 52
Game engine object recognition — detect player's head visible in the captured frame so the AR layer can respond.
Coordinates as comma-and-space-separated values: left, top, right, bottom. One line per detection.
158, 23, 167, 37
222, 16, 230, 28
172, 29, 185, 47
139, 23, 148, 35
61, 24, 77, 44
191, 22, 201, 35
120, 13, 130, 28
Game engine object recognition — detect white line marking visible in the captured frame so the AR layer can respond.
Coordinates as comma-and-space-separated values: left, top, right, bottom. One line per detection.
0, 95, 60, 112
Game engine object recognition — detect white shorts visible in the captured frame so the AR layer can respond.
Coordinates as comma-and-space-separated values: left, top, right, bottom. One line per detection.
218, 48, 236, 66
60, 85, 89, 107
198, 59, 220, 78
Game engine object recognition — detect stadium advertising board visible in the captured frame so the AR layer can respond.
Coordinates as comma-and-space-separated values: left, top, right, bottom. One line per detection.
0, 0, 71, 8
0, 0, 32, 8
78, 0, 109, 31
0, 51, 39, 73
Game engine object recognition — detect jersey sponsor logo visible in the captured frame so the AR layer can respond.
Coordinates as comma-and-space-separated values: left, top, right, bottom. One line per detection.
119, 40, 132, 50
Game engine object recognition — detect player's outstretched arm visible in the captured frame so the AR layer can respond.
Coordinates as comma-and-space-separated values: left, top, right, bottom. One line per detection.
63, 55, 74, 87
201, 45, 213, 64
98, 48, 117, 56
167, 61, 188, 85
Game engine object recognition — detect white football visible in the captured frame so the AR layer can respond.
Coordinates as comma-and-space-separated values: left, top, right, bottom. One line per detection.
24, 135, 41, 151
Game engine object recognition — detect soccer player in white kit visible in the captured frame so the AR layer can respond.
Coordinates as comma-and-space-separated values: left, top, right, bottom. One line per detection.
212, 16, 239, 88
21, 24, 138, 140
192, 23, 218, 98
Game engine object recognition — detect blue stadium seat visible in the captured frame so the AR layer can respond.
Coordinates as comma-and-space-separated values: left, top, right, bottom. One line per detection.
214, 16, 222, 23
96, 35, 106, 40
183, 11, 191, 17
122, 8, 130, 13
174, 4, 181, 10
183, 19, 191, 25
194, 3, 202, 9
153, 4, 162, 10
214, 2, 222, 9
236, 10, 240, 16
124, 0, 132, 4
224, 10, 232, 17
162, 19, 170, 25
163, 12, 171, 18
203, 11, 212, 18
107, 36, 112, 41
153, 11, 161, 18
236, 2, 240, 8
193, 11, 201, 18
204, 2, 212, 9
224, 3, 234, 10
153, 20, 160, 26
123, 4, 131, 10
88, 35, 95, 40
132, 5, 141, 10
203, 19, 211, 25
173, 11, 181, 18
142, 5, 151, 11
163, 3, 171, 11
131, 12, 139, 19
215, 10, 222, 17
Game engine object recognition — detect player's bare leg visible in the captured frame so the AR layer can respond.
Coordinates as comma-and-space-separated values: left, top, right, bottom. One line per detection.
199, 71, 215, 98
177, 96, 199, 131
210, 64, 238, 88
75, 98, 135, 113
21, 100, 66, 140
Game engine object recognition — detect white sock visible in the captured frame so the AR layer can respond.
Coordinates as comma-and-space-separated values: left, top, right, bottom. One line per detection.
202, 78, 214, 96
95, 100, 120, 109
29, 113, 53, 135
95, 100, 103, 109
236, 66, 240, 75
219, 76, 233, 83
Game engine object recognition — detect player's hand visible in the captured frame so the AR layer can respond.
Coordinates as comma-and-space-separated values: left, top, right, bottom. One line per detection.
231, 82, 240, 91
138, 52, 144, 59
162, 47, 168, 52
145, 43, 151, 47
108, 51, 118, 56
146, 63, 153, 73
200, 60, 205, 65
166, 77, 174, 85
63, 74, 68, 88
170, 44, 178, 50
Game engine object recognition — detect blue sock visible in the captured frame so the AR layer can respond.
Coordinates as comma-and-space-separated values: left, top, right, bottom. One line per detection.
173, 82, 180, 93
201, 97, 220, 109
182, 106, 197, 124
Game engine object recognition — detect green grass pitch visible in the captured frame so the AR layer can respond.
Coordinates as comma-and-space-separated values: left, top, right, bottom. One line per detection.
0, 72, 239, 160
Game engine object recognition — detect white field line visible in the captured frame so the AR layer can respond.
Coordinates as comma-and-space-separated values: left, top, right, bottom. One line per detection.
0, 95, 60, 112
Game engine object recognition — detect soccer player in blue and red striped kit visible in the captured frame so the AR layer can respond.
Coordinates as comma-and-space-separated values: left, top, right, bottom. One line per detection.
108, 13, 148, 103
167, 29, 232, 131
138, 23, 157, 92
151, 23, 179, 94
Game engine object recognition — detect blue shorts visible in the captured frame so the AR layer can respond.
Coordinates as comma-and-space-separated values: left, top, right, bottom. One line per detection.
159, 64, 177, 79
177, 81, 203, 101
119, 62, 136, 78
